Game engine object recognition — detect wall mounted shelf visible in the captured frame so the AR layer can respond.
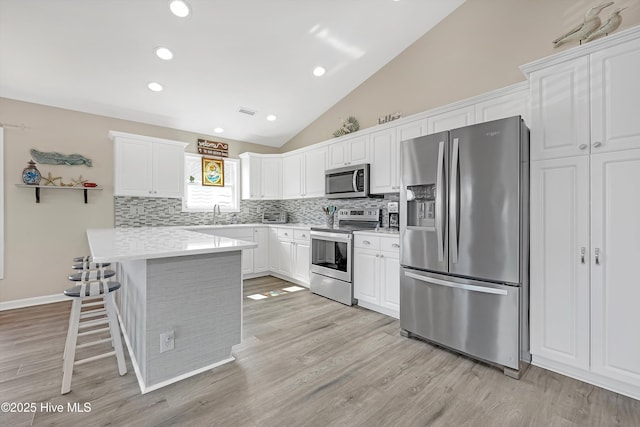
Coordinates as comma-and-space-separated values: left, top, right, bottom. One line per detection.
15, 184, 103, 203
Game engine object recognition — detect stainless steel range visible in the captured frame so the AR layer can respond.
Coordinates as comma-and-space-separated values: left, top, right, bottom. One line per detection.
310, 208, 380, 305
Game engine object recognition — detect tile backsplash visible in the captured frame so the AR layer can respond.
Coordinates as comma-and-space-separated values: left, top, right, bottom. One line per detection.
114, 194, 399, 228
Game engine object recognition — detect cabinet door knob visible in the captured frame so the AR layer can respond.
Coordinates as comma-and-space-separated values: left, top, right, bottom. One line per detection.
392, 243, 400, 248
579, 144, 588, 150
580, 247, 585, 264
595, 248, 601, 265
380, 254, 384, 258
363, 240, 370, 245
593, 141, 602, 148
375, 254, 379, 257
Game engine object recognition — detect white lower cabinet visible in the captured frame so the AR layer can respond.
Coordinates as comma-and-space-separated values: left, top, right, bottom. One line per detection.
530, 156, 590, 369
200, 227, 269, 276
292, 230, 310, 284
269, 226, 310, 287
531, 149, 640, 399
268, 228, 279, 272
590, 149, 640, 388
353, 233, 400, 318
252, 228, 269, 273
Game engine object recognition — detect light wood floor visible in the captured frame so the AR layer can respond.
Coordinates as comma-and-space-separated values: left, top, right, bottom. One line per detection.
1, 276, 639, 426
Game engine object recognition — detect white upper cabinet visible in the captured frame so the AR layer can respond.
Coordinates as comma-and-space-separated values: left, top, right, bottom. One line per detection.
475, 86, 530, 125
260, 157, 282, 199
427, 105, 475, 134
282, 153, 303, 199
590, 38, 640, 154
530, 57, 590, 160
396, 118, 429, 143
328, 134, 369, 169
370, 128, 400, 194
529, 36, 640, 161
240, 153, 282, 200
303, 147, 327, 198
282, 147, 327, 199
111, 131, 187, 198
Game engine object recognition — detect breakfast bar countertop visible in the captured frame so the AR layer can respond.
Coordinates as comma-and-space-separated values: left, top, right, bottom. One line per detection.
86, 227, 257, 262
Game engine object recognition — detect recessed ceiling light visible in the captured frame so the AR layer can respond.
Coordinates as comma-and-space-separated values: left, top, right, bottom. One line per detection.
155, 47, 173, 60
313, 66, 326, 77
266, 114, 277, 121
169, 0, 190, 17
147, 82, 163, 92
214, 127, 224, 134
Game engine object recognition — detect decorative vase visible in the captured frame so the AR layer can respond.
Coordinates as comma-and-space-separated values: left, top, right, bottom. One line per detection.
22, 160, 41, 185
326, 214, 334, 229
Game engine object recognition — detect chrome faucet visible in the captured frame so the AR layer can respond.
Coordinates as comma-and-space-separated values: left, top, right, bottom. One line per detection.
213, 204, 221, 225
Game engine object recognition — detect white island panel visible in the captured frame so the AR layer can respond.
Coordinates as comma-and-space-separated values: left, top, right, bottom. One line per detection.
87, 227, 253, 393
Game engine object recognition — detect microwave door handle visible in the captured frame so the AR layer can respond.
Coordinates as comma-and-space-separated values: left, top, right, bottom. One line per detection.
450, 137, 460, 264
435, 140, 445, 262
352, 170, 358, 192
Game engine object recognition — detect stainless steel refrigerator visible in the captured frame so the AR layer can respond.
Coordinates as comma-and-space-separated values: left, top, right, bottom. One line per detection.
399, 116, 530, 378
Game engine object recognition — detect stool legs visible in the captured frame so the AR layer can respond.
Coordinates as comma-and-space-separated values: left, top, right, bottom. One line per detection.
62, 299, 82, 394
105, 293, 127, 375
62, 291, 127, 394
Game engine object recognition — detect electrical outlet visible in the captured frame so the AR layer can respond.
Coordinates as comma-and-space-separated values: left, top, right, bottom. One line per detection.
129, 206, 137, 216
138, 206, 145, 215
160, 330, 174, 353
256, 206, 263, 214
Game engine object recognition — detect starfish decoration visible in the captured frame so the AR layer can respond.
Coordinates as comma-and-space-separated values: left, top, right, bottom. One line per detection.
70, 175, 88, 187
41, 171, 61, 186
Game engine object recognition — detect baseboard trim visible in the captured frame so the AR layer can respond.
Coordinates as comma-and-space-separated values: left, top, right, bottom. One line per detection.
0, 293, 68, 311
268, 272, 309, 288
532, 355, 640, 401
115, 304, 236, 394
356, 300, 399, 319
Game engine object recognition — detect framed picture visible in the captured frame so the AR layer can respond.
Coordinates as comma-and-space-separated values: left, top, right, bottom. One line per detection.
202, 157, 224, 187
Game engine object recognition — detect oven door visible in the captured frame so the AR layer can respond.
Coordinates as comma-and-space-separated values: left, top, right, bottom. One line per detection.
310, 231, 352, 282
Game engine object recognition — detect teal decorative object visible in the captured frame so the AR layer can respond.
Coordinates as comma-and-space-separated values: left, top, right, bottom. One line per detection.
22, 160, 41, 185
30, 149, 93, 166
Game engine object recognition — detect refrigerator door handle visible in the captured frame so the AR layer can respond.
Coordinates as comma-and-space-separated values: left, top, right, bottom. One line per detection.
404, 271, 508, 295
450, 137, 460, 264
435, 140, 445, 262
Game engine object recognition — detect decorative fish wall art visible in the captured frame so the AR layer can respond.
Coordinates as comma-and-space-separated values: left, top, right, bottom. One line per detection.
30, 149, 93, 167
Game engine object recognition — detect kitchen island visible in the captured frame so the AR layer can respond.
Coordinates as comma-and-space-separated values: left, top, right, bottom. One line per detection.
86, 227, 257, 393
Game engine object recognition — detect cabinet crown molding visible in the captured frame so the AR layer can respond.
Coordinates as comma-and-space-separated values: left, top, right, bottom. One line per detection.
108, 130, 188, 148
521, 25, 640, 76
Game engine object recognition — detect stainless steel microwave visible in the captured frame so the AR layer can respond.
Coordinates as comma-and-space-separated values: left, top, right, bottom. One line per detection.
325, 164, 370, 198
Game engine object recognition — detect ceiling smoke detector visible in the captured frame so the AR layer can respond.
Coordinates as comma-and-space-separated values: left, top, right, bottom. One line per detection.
238, 107, 257, 116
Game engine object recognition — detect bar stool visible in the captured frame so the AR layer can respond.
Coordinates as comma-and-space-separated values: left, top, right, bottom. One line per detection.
64, 257, 114, 354
62, 274, 127, 394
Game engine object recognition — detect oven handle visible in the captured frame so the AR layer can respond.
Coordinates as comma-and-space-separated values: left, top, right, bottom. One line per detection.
310, 230, 353, 243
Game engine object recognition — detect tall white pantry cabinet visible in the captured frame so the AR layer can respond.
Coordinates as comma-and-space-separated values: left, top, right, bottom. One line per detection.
524, 28, 640, 400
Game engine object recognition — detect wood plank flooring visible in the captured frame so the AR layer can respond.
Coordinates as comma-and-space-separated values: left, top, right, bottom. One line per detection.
1, 275, 639, 426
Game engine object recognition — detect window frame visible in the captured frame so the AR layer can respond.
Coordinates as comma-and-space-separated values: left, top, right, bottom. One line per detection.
182, 153, 240, 213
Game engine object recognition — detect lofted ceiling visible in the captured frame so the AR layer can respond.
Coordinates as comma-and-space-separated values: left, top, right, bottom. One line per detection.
0, 0, 464, 147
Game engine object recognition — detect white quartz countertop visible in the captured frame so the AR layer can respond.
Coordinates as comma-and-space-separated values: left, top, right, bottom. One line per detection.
181, 223, 313, 231
87, 227, 257, 262
353, 229, 400, 237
